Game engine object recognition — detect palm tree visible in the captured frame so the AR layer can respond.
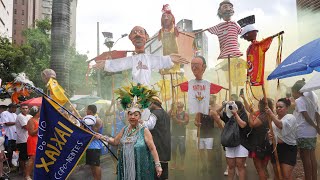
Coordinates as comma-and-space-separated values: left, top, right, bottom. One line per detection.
50, 0, 71, 91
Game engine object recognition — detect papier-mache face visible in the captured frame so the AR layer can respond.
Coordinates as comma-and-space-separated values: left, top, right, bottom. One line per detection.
218, 0, 234, 21
161, 4, 175, 30
129, 26, 149, 53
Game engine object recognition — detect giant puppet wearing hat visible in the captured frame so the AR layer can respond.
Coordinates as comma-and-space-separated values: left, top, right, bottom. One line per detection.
238, 15, 284, 179
198, 0, 242, 59
237, 15, 283, 86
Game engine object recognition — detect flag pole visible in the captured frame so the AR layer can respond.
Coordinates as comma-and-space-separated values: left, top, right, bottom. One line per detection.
24, 83, 118, 160
262, 84, 282, 179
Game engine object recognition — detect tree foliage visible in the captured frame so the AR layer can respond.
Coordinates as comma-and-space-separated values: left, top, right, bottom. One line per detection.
0, 37, 25, 82
69, 47, 92, 95
21, 19, 51, 89
0, 19, 90, 96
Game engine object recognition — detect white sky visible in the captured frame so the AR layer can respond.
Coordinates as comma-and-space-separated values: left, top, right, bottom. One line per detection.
76, 0, 298, 70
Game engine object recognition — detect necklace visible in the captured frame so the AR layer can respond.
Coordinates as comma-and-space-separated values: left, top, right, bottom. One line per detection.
127, 127, 137, 136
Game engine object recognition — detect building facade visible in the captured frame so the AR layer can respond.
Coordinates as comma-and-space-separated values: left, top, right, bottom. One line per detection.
145, 19, 208, 61
296, 0, 320, 44
12, 0, 42, 45
0, 0, 13, 40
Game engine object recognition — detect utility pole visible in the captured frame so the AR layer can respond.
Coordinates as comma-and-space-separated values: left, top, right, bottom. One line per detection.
97, 22, 101, 97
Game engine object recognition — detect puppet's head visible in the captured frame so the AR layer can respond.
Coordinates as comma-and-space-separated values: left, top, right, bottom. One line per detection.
238, 15, 258, 42
129, 26, 149, 54
217, 0, 234, 21
161, 4, 175, 30
41, 69, 56, 84
191, 56, 207, 80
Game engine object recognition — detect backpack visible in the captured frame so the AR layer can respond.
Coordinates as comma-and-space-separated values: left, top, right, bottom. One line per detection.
221, 117, 241, 147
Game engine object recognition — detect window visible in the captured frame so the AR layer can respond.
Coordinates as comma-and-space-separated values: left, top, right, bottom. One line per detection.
21, 40, 23, 44
14, 30, 16, 35
21, 20, 24, 25
14, 0, 17, 4
14, 40, 16, 44
14, 19, 16, 25
22, 10, 24, 15
14, 9, 17, 14
22, 0, 24, 5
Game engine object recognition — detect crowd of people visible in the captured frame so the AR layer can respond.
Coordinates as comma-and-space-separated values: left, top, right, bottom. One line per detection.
0, 103, 40, 180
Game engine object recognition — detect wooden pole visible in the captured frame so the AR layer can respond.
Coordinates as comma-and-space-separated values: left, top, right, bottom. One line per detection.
163, 74, 168, 111
262, 84, 282, 180
170, 74, 176, 115
112, 75, 116, 139
228, 55, 232, 100
67, 99, 82, 118
196, 113, 201, 149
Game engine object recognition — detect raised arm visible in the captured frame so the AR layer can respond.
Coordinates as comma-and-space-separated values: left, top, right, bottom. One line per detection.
265, 107, 283, 129
231, 110, 247, 129
240, 94, 253, 113
248, 112, 263, 128
105, 127, 125, 146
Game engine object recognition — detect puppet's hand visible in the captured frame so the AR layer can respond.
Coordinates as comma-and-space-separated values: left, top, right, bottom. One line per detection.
93, 60, 106, 70
169, 54, 189, 64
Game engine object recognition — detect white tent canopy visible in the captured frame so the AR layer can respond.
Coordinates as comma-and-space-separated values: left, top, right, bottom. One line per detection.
300, 72, 320, 92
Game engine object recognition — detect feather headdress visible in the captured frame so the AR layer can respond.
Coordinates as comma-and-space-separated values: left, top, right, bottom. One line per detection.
115, 83, 158, 112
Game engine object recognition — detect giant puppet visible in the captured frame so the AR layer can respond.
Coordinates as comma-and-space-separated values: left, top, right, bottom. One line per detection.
238, 15, 284, 179
158, 4, 181, 74
94, 26, 189, 86
197, 0, 242, 98
237, 15, 283, 87
179, 56, 224, 115
199, 0, 242, 59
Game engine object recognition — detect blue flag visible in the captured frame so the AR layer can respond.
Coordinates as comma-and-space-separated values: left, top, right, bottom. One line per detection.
34, 98, 94, 180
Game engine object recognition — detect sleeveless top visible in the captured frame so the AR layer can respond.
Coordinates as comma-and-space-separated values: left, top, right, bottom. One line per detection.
248, 112, 270, 151
27, 118, 39, 156
171, 111, 187, 136
117, 125, 154, 180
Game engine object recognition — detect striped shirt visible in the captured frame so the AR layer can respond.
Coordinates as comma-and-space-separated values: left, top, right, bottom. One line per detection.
208, 21, 243, 59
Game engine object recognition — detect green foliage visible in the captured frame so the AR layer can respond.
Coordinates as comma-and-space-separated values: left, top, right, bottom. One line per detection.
21, 19, 51, 89
69, 47, 92, 95
0, 19, 89, 96
0, 37, 25, 82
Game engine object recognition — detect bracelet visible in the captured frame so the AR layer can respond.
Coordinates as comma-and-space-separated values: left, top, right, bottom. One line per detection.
155, 162, 161, 168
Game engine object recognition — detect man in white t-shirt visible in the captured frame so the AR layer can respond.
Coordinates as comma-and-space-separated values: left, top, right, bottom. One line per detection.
16, 104, 32, 175
0, 103, 17, 167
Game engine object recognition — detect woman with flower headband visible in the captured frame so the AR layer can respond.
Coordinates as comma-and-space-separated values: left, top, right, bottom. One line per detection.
96, 84, 162, 180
